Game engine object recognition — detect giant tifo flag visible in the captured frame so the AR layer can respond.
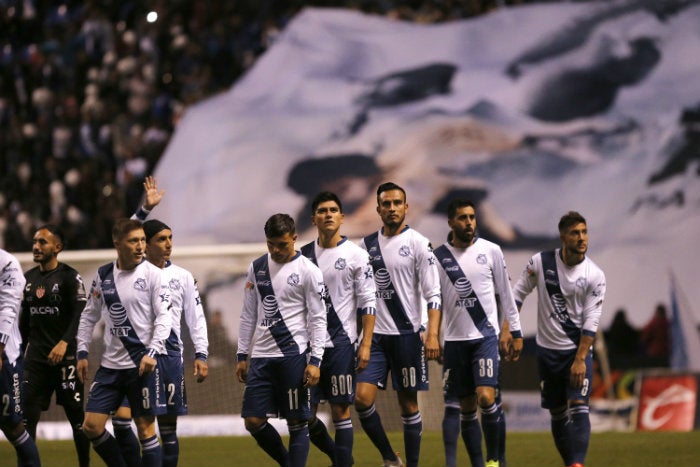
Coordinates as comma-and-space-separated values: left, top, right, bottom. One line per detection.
155, 1, 700, 336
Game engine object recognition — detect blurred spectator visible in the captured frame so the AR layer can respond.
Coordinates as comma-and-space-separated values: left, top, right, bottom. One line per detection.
640, 303, 671, 367
604, 308, 640, 369
207, 309, 236, 368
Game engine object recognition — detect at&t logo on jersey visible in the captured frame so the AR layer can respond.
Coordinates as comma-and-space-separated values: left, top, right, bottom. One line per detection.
260, 295, 280, 327
374, 268, 395, 299
454, 277, 477, 309
109, 303, 132, 336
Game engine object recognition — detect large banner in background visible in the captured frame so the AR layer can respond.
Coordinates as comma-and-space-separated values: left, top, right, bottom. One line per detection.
155, 2, 700, 338
637, 373, 698, 431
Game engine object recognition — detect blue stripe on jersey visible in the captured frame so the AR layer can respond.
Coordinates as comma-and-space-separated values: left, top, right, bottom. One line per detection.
363, 232, 413, 334
434, 245, 495, 337
165, 329, 181, 355
301, 242, 351, 347
540, 250, 581, 345
252, 255, 300, 357
98, 263, 147, 365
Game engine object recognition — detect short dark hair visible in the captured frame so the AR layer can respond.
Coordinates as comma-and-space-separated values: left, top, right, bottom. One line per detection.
112, 218, 144, 243
35, 224, 65, 245
311, 191, 343, 214
376, 182, 406, 204
446, 198, 475, 219
558, 211, 586, 234
264, 213, 296, 238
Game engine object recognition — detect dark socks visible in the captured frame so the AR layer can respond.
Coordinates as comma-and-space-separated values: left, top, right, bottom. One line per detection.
250, 422, 289, 466
357, 404, 397, 462
112, 417, 142, 467
159, 420, 179, 467
442, 405, 460, 467
309, 417, 335, 462
90, 430, 127, 467
287, 421, 310, 467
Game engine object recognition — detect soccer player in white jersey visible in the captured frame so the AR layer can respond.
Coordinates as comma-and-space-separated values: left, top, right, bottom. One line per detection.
111, 177, 210, 467
435, 199, 523, 467
300, 191, 376, 467
77, 219, 171, 467
237, 213, 327, 467
356, 182, 442, 467
1, 248, 42, 467
504, 211, 606, 467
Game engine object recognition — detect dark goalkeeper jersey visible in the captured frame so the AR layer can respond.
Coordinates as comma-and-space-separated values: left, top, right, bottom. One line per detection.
20, 262, 87, 362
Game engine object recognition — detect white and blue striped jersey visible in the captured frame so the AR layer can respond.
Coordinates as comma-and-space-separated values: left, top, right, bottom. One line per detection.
361, 227, 441, 335
237, 252, 327, 362
162, 262, 209, 358
436, 239, 522, 342
0, 249, 27, 364
77, 260, 171, 369
301, 237, 376, 348
512, 249, 606, 351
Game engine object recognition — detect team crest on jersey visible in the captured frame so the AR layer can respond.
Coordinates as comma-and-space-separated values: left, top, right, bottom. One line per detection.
168, 278, 181, 290
399, 245, 411, 257
575, 277, 586, 289
36, 286, 46, 298
477, 254, 487, 265
334, 258, 346, 270
134, 278, 147, 291
287, 273, 300, 286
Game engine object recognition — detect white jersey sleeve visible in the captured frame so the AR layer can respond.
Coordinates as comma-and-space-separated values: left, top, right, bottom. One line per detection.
163, 263, 209, 358
237, 264, 258, 360
0, 250, 27, 363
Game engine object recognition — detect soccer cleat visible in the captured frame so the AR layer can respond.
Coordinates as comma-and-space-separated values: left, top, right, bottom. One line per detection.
383, 452, 404, 467
567, 464, 584, 467
485, 460, 500, 467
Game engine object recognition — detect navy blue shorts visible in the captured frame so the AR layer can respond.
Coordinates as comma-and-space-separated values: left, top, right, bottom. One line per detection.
442, 337, 499, 399
86, 366, 166, 417
356, 332, 428, 391
159, 353, 187, 416
536, 345, 593, 409
22, 357, 84, 410
311, 343, 356, 405
241, 353, 310, 420
0, 354, 23, 428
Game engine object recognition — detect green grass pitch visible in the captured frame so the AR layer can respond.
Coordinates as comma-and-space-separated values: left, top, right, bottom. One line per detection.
2, 430, 698, 466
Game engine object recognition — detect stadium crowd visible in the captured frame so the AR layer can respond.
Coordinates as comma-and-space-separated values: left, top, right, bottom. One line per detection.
1, 0, 541, 251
